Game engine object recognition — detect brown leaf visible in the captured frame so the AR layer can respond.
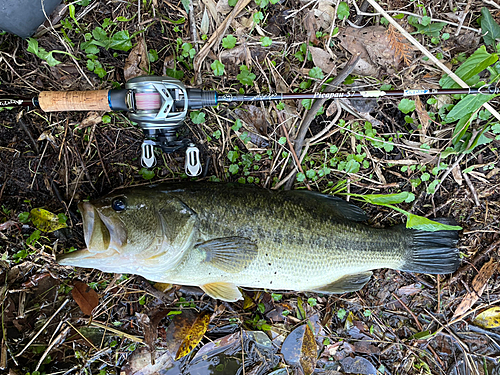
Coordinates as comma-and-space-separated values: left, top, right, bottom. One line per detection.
77, 112, 103, 130
414, 96, 431, 143
300, 324, 317, 375
175, 311, 211, 360
72, 281, 100, 316
453, 258, 498, 319
124, 37, 148, 81
338, 26, 414, 77
234, 105, 268, 136
309, 47, 336, 75
281, 323, 318, 375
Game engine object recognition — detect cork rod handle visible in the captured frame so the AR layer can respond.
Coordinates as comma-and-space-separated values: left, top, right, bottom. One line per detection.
38, 90, 111, 112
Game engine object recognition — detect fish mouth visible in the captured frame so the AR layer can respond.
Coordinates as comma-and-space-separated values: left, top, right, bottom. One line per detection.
58, 202, 127, 268
79, 201, 128, 252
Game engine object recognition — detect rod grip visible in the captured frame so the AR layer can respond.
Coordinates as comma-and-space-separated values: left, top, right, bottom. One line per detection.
38, 90, 111, 112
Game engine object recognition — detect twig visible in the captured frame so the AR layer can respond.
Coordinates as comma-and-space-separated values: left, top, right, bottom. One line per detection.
391, 293, 422, 330
463, 172, 480, 207
455, 0, 473, 36
447, 238, 500, 285
284, 53, 361, 190
364, 0, 500, 123
194, 0, 251, 75
35, 326, 70, 371
16, 299, 69, 357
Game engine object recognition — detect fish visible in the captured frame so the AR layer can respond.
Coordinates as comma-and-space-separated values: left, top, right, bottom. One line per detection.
58, 183, 460, 302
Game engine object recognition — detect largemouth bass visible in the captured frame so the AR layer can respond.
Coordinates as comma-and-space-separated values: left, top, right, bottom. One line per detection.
58, 183, 460, 302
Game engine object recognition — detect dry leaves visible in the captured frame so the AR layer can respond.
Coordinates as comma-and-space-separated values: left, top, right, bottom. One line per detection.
453, 258, 498, 319
309, 46, 336, 75
72, 281, 99, 316
175, 311, 211, 360
124, 37, 148, 81
30, 208, 67, 233
281, 323, 318, 375
474, 306, 500, 328
77, 111, 103, 130
338, 26, 414, 76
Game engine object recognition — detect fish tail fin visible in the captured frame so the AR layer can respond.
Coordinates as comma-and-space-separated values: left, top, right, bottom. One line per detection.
398, 218, 460, 274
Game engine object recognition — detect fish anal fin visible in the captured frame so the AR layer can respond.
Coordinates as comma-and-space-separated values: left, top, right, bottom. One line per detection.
196, 237, 258, 273
314, 272, 373, 294
201, 282, 242, 302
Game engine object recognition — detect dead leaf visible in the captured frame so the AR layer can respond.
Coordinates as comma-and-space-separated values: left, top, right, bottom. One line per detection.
314, 0, 336, 30
200, 7, 210, 35
175, 311, 211, 360
338, 26, 414, 77
281, 323, 318, 375
153, 282, 173, 293
453, 258, 498, 319
30, 208, 67, 233
414, 96, 431, 143
72, 281, 100, 316
474, 306, 500, 328
124, 37, 148, 81
300, 324, 317, 375
451, 165, 463, 186
309, 47, 336, 75
304, 11, 320, 45
341, 356, 377, 375
397, 283, 422, 297
216, 0, 232, 15
77, 111, 102, 130
37, 130, 57, 145
234, 105, 268, 136
0, 221, 17, 231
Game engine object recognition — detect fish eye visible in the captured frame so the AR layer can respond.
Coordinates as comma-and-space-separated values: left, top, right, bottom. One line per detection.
111, 197, 127, 212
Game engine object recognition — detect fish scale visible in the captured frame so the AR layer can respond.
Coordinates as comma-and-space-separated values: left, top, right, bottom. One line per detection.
59, 182, 460, 302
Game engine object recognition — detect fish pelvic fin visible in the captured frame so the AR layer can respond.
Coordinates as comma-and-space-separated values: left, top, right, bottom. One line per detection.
195, 237, 258, 273
201, 282, 243, 302
313, 272, 372, 294
399, 219, 460, 274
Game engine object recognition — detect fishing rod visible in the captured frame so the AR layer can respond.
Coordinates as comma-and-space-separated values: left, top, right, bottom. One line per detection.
1, 76, 498, 175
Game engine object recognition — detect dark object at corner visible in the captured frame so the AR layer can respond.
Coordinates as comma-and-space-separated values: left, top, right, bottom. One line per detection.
0, 0, 62, 38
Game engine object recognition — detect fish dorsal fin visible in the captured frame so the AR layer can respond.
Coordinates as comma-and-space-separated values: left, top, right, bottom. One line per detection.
314, 272, 373, 293
196, 237, 258, 273
201, 282, 242, 301
289, 191, 368, 222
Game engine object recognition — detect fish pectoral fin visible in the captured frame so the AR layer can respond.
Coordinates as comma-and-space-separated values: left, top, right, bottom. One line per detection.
195, 237, 258, 273
314, 272, 373, 294
201, 282, 243, 302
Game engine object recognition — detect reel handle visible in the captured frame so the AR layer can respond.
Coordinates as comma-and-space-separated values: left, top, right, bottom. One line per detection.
37, 89, 129, 112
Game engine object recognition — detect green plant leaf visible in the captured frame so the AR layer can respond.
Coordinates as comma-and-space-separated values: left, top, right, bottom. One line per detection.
109, 30, 133, 51
308, 67, 324, 79
181, 0, 190, 13
412, 21, 446, 37
337, 2, 349, 20
211, 60, 225, 76
260, 36, 272, 47
190, 111, 206, 124
398, 99, 416, 114
440, 46, 499, 88
237, 65, 256, 85
222, 35, 237, 49
480, 7, 500, 46
360, 192, 415, 205
139, 168, 155, 180
444, 94, 495, 123
406, 213, 462, 231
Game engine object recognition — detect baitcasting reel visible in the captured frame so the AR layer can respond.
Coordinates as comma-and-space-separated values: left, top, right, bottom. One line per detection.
124, 76, 216, 173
